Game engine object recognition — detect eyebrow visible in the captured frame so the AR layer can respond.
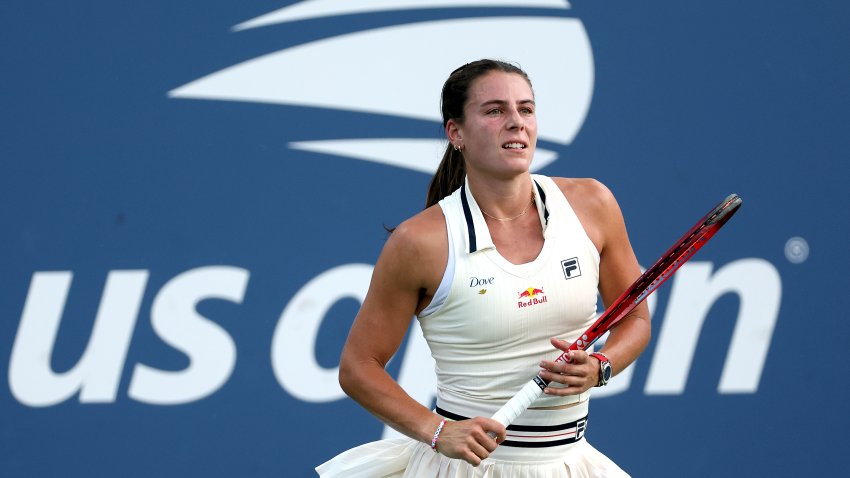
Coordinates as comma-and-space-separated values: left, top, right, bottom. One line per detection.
478, 99, 536, 108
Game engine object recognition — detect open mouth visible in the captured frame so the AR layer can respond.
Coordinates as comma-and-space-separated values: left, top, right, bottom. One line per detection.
502, 142, 527, 150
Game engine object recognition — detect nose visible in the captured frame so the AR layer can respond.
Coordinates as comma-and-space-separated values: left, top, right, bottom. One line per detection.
506, 107, 525, 130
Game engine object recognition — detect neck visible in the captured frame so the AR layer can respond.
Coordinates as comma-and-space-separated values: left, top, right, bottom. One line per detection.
466, 172, 535, 221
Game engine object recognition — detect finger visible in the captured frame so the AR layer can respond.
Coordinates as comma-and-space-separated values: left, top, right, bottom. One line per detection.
464, 438, 491, 463
537, 369, 558, 383
537, 371, 561, 388
570, 349, 590, 364
539, 354, 572, 372
480, 430, 502, 452
550, 337, 572, 351
493, 427, 507, 445
545, 383, 569, 395
480, 419, 507, 445
463, 451, 483, 467
539, 364, 579, 382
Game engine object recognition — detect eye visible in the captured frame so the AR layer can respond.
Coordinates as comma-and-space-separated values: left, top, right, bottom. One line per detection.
486, 108, 502, 116
520, 106, 535, 115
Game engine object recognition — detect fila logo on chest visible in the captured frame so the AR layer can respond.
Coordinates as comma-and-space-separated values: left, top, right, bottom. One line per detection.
561, 257, 582, 280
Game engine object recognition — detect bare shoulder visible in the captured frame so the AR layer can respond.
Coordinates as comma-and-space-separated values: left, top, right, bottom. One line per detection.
550, 177, 624, 253
551, 177, 619, 217
377, 204, 447, 294
387, 205, 446, 257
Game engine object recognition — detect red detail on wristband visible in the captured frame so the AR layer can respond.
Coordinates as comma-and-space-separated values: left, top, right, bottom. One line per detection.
589, 352, 609, 365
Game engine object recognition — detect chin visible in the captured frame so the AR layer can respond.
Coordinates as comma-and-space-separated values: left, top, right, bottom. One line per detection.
495, 162, 534, 179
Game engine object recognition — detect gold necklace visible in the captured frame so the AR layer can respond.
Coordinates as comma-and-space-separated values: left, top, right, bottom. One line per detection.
481, 193, 535, 222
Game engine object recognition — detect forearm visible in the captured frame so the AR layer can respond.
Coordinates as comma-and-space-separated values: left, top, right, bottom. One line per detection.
597, 311, 651, 376
339, 358, 441, 444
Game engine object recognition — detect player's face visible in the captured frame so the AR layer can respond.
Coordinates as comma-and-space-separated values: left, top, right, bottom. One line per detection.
451, 71, 537, 179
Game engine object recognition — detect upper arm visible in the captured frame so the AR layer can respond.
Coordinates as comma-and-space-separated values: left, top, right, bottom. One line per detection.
340, 209, 447, 370
591, 183, 643, 309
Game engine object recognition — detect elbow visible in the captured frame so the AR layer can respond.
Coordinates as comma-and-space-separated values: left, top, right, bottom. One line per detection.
338, 354, 364, 398
339, 353, 387, 400
338, 358, 355, 397
637, 315, 652, 353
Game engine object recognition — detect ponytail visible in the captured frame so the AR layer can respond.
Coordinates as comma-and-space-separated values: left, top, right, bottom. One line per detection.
426, 145, 466, 208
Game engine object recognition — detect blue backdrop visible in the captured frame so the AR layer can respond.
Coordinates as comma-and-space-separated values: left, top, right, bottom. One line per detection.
2, 1, 848, 476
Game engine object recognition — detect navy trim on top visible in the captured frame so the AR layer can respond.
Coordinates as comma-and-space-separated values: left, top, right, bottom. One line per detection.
435, 406, 587, 448
534, 179, 550, 225
461, 179, 551, 254
460, 183, 477, 253
435, 407, 582, 432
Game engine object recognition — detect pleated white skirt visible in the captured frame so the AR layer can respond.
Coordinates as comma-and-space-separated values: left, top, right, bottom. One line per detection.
315, 436, 629, 477
318, 397, 629, 477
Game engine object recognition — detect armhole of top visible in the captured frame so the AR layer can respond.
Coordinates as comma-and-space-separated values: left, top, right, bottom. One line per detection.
417, 205, 454, 319
538, 175, 601, 265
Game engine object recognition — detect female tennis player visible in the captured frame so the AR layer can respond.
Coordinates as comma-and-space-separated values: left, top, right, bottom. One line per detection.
316, 59, 651, 477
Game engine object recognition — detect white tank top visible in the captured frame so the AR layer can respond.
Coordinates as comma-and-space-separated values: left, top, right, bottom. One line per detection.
417, 175, 601, 415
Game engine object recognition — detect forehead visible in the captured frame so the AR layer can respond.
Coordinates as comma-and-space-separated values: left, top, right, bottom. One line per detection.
466, 71, 534, 105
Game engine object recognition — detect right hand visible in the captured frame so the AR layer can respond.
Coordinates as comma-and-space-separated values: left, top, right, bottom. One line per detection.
433, 417, 506, 466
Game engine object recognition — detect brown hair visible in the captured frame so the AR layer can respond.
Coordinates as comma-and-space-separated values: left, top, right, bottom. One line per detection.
425, 59, 533, 208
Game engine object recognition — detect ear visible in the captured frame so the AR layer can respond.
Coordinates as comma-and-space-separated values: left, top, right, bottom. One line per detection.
445, 119, 463, 147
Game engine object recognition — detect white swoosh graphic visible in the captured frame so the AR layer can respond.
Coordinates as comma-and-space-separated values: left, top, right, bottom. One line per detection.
170, 16, 592, 173
234, 0, 571, 31
171, 17, 592, 144
288, 139, 559, 173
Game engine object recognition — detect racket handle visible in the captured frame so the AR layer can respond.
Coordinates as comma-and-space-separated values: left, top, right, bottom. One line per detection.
490, 378, 546, 427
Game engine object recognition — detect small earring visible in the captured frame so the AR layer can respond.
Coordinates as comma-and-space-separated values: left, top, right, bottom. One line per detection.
453, 143, 462, 152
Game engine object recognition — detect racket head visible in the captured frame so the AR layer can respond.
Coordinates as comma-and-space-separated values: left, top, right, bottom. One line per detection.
706, 193, 742, 227
566, 193, 743, 354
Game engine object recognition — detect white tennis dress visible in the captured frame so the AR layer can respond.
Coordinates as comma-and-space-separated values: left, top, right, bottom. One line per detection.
317, 175, 629, 477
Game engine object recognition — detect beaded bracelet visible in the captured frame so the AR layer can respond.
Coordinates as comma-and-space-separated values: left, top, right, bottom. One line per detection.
430, 418, 447, 452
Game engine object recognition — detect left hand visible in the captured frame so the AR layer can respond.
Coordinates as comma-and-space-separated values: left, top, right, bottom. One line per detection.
537, 338, 599, 395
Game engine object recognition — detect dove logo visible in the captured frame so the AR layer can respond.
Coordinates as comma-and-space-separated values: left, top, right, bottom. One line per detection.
168, 0, 594, 174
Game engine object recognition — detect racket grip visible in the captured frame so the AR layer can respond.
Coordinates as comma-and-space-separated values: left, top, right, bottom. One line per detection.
490, 378, 546, 427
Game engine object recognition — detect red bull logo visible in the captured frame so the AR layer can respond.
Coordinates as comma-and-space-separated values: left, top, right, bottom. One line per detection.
517, 287, 547, 308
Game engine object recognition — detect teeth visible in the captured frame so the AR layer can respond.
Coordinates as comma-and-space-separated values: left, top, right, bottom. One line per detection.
503, 143, 524, 149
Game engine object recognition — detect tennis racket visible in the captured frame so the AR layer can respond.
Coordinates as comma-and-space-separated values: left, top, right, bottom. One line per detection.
490, 193, 743, 427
